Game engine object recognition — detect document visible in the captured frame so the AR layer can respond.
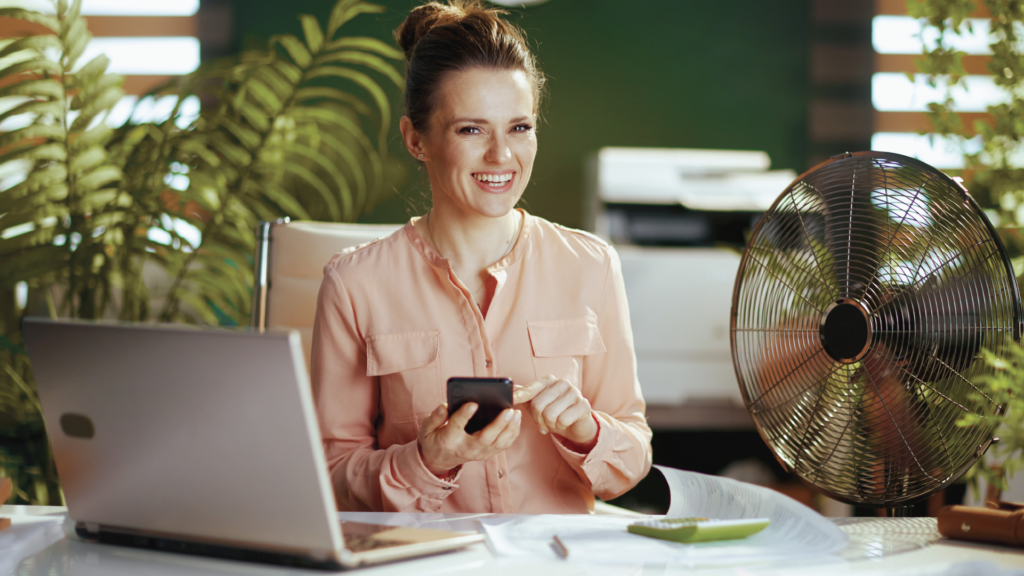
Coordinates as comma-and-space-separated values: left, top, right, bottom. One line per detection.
0, 514, 65, 574
477, 466, 848, 566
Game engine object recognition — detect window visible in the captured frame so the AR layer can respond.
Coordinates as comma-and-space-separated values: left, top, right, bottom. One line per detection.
870, 0, 993, 168
0, 0, 202, 126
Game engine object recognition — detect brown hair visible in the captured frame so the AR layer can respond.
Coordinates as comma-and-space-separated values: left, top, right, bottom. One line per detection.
395, 0, 546, 132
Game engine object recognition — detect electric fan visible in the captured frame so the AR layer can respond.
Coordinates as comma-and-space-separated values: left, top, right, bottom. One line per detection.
730, 151, 1023, 515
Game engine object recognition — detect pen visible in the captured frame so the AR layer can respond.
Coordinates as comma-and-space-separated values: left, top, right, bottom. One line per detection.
551, 534, 569, 559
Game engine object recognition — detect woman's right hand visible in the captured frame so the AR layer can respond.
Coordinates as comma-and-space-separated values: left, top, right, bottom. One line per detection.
417, 403, 521, 477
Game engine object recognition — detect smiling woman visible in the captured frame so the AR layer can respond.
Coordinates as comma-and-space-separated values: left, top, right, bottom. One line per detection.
311, 0, 652, 514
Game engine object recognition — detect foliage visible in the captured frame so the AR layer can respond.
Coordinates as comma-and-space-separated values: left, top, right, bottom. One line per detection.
909, 0, 1024, 494
959, 346, 1024, 493
0, 0, 404, 503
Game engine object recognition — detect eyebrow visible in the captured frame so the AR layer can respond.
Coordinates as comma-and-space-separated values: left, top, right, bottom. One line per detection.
449, 116, 533, 125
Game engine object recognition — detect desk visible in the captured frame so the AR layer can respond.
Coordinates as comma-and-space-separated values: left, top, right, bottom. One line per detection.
4, 506, 1024, 576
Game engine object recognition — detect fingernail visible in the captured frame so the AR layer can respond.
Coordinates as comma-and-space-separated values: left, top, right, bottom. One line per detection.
514, 411, 522, 423
438, 404, 447, 414
504, 410, 513, 421
540, 429, 547, 435
467, 403, 478, 414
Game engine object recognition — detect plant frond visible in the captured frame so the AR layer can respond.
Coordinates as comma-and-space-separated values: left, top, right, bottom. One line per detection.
327, 0, 386, 38
304, 65, 391, 150
315, 50, 404, 88
271, 34, 313, 69
0, 9, 60, 32
327, 37, 404, 60
300, 15, 324, 55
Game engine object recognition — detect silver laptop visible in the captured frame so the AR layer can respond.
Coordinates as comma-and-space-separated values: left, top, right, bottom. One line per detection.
22, 318, 483, 569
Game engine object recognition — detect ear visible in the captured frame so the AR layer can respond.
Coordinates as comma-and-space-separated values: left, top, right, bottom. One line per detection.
400, 116, 427, 161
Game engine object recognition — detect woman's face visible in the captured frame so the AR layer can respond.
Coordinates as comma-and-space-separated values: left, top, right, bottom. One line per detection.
416, 67, 537, 219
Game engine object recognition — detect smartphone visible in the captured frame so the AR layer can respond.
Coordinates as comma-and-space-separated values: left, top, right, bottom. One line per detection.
447, 377, 513, 434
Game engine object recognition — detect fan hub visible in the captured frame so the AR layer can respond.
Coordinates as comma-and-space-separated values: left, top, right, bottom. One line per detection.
820, 299, 871, 363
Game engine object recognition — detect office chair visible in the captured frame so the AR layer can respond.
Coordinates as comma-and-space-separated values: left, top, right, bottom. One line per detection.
250, 219, 403, 371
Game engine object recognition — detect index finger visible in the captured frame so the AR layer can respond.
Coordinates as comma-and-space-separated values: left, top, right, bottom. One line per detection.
513, 375, 558, 405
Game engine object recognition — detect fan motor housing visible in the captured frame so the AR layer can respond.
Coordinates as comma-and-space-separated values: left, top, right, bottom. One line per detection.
820, 299, 871, 363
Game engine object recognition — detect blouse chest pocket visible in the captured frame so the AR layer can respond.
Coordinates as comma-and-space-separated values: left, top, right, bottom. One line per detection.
366, 330, 442, 424
527, 316, 606, 389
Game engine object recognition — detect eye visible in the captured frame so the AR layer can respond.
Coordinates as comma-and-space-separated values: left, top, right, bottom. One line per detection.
512, 123, 533, 133
458, 126, 481, 134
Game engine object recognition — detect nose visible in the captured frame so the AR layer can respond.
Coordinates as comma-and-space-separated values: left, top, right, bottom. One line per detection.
484, 132, 512, 164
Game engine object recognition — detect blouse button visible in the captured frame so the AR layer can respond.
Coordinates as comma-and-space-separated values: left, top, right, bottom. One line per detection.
498, 470, 504, 479
485, 359, 492, 368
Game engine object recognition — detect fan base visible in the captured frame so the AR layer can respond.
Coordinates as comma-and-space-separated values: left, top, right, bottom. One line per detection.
886, 505, 913, 518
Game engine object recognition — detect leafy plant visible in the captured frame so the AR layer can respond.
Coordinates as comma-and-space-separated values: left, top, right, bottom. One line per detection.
0, 0, 404, 503
908, 0, 1024, 495
959, 346, 1024, 493
148, 0, 405, 324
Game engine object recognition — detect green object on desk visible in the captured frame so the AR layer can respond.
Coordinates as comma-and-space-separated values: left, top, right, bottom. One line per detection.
627, 517, 770, 543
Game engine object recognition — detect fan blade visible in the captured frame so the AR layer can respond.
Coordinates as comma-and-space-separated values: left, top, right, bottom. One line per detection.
858, 346, 941, 503
818, 164, 885, 300
743, 317, 838, 471
874, 272, 987, 383
749, 320, 835, 411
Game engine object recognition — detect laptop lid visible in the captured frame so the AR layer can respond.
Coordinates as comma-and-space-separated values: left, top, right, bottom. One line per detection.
22, 319, 344, 562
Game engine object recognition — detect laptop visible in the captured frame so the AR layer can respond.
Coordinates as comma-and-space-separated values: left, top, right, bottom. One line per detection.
22, 318, 484, 569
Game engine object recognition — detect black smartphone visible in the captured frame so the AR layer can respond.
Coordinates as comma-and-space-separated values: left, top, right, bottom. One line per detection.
447, 377, 513, 434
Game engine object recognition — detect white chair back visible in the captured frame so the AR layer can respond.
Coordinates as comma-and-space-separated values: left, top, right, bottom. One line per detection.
251, 220, 403, 371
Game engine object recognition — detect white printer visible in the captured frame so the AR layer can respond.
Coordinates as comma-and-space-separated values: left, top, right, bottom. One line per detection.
587, 147, 796, 410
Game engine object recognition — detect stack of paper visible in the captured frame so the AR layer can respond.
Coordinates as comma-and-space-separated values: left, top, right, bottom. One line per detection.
478, 466, 848, 567
0, 514, 65, 573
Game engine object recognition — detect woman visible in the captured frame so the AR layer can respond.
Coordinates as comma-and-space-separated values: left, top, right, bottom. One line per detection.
311, 0, 652, 514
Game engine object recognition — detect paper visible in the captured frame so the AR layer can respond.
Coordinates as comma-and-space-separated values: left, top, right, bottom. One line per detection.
0, 515, 65, 573
659, 464, 848, 557
477, 466, 848, 567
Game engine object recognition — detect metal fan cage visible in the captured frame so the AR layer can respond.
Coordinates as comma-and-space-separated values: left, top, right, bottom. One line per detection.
731, 151, 1023, 509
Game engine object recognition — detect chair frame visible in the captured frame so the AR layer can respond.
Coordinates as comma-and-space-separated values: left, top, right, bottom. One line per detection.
251, 218, 289, 332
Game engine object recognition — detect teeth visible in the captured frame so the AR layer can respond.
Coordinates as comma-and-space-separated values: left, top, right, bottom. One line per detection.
474, 173, 513, 184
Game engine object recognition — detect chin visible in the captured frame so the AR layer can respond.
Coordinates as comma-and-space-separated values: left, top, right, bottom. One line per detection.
477, 201, 520, 219
467, 194, 521, 219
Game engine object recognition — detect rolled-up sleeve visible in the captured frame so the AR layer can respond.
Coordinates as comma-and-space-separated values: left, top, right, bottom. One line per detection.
553, 247, 653, 500
311, 266, 462, 512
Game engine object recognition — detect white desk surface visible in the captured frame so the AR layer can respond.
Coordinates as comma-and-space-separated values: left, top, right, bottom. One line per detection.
4, 506, 1024, 576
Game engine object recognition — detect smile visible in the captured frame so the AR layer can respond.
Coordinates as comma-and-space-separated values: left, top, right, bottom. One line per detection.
472, 172, 515, 192
473, 172, 514, 185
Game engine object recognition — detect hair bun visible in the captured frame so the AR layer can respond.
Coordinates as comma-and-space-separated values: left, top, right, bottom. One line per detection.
395, 1, 500, 59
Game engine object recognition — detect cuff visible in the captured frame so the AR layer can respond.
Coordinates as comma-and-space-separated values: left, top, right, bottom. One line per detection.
394, 441, 463, 503
552, 413, 614, 476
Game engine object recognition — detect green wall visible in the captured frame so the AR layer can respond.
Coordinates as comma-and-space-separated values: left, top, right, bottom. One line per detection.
231, 0, 810, 228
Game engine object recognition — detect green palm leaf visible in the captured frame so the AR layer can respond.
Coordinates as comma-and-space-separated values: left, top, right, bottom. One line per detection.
1, 0, 406, 502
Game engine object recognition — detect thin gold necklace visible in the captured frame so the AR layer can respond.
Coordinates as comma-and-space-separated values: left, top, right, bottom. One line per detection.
426, 211, 519, 304
425, 210, 519, 263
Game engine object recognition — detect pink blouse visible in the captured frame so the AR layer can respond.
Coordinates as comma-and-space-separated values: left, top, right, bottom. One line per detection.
311, 210, 652, 513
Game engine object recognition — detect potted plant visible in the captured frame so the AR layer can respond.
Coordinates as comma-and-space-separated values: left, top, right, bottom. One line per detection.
0, 0, 404, 504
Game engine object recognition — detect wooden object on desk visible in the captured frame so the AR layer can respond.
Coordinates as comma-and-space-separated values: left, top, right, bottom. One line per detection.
0, 477, 11, 531
938, 501, 1024, 547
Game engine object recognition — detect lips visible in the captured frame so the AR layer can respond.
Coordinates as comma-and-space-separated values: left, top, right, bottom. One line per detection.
472, 172, 515, 193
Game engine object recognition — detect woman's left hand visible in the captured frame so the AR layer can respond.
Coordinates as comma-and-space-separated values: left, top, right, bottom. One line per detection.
514, 375, 599, 452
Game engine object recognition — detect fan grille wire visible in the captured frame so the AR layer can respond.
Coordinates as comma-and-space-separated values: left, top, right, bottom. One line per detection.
731, 152, 1022, 507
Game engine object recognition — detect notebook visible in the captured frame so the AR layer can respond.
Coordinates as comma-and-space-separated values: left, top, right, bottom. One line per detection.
22, 318, 483, 569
